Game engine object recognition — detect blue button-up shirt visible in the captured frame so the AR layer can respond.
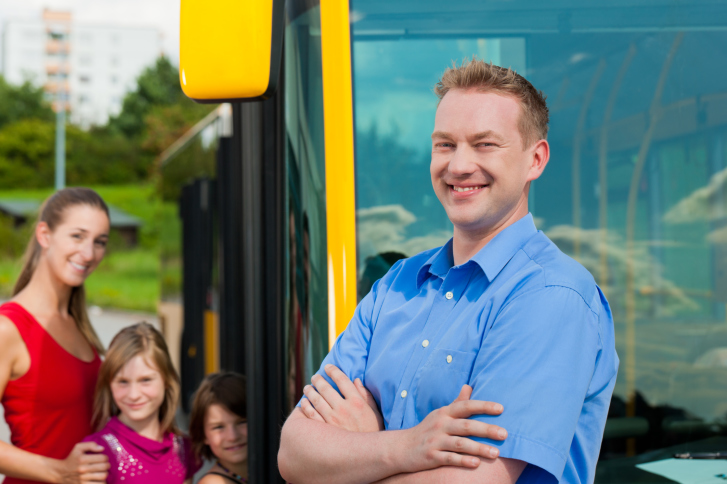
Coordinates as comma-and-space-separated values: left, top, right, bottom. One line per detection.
309, 214, 619, 483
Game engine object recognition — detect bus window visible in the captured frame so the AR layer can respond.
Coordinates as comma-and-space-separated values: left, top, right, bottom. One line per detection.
349, 0, 727, 478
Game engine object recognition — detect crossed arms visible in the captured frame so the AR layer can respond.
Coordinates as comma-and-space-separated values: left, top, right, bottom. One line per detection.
277, 365, 526, 484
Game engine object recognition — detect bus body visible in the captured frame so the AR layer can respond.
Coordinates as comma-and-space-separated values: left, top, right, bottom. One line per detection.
167, 0, 727, 481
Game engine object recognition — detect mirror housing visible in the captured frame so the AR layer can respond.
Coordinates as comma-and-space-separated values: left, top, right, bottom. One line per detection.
179, 0, 284, 103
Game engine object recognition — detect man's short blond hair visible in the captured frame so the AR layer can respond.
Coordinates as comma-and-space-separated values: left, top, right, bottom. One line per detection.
434, 58, 549, 148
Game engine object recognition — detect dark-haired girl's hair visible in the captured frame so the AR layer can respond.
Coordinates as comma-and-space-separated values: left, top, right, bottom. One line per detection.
189, 372, 247, 460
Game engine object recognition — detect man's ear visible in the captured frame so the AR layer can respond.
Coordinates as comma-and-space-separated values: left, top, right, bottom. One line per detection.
526, 139, 550, 182
36, 221, 52, 249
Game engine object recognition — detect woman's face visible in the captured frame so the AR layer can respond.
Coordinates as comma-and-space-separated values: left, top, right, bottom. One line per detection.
39, 205, 109, 287
204, 404, 248, 466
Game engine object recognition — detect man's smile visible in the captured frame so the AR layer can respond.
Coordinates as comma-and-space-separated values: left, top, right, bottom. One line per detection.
449, 184, 489, 198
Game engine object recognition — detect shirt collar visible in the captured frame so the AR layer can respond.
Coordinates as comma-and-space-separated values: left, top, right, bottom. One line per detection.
416, 213, 538, 286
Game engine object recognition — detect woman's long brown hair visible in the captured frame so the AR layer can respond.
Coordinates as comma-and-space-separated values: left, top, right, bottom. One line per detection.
13, 187, 109, 355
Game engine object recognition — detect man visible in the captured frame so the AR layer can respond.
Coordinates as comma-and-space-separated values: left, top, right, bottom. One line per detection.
278, 59, 618, 483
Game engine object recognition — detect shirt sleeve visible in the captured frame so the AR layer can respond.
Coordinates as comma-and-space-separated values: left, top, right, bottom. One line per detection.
297, 269, 384, 407
468, 285, 602, 482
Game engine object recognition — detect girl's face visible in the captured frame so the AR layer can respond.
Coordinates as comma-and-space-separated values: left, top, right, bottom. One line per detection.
111, 354, 166, 429
204, 404, 248, 465
39, 205, 109, 287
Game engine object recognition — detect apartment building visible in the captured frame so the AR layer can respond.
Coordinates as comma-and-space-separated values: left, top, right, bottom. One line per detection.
2, 10, 162, 128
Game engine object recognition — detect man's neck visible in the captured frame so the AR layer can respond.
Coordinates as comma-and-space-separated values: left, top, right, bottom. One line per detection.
451, 207, 529, 266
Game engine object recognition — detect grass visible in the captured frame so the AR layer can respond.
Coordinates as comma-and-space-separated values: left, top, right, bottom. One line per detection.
0, 184, 179, 312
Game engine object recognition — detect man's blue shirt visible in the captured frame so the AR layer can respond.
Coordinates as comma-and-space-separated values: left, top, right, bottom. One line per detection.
309, 214, 619, 483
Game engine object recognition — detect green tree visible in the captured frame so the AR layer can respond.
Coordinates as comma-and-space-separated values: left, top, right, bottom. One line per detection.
0, 119, 55, 188
0, 75, 54, 130
109, 56, 211, 142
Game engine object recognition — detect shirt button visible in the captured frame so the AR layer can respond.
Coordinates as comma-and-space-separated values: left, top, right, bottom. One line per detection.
446, 355, 453, 363
422, 339, 429, 348
445, 291, 454, 300
401, 390, 408, 398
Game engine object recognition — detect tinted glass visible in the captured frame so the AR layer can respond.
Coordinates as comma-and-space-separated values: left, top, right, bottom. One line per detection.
284, 4, 329, 411
350, 0, 727, 479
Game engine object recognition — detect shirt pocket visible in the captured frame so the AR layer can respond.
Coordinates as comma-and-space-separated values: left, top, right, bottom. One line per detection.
414, 349, 476, 422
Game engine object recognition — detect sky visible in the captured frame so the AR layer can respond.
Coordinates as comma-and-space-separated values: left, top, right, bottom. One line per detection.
0, 0, 180, 65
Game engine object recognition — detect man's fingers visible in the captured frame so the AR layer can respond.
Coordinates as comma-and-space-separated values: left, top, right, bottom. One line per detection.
444, 436, 501, 460
311, 373, 345, 408
354, 378, 376, 409
324, 364, 359, 399
300, 397, 326, 422
436, 451, 482, 469
448, 399, 504, 419
303, 384, 333, 418
454, 384, 473, 403
450, 419, 507, 441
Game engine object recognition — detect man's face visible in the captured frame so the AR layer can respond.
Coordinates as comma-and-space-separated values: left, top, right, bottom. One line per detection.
431, 88, 540, 238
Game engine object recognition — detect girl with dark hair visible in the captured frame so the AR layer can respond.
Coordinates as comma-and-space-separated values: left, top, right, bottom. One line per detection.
189, 373, 248, 483
0, 187, 111, 483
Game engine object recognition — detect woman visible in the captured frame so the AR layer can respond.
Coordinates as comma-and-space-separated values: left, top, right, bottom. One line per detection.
0, 188, 112, 483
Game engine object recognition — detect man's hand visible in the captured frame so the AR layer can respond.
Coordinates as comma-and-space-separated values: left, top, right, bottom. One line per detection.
53, 442, 109, 483
301, 364, 384, 432
397, 384, 508, 472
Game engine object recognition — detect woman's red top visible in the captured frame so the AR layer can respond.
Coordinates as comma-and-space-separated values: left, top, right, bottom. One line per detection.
1, 302, 101, 484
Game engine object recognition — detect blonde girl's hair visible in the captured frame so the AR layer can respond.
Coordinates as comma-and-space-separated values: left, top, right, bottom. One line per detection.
92, 322, 181, 434
13, 187, 109, 355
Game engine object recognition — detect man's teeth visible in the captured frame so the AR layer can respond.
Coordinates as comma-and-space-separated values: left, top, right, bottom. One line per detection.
70, 262, 87, 271
453, 186, 483, 192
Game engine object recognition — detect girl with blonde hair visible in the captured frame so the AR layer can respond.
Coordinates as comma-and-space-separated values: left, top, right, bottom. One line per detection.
83, 322, 199, 483
0, 187, 111, 483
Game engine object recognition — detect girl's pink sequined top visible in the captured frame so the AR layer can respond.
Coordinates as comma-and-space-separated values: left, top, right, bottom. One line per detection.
83, 417, 199, 483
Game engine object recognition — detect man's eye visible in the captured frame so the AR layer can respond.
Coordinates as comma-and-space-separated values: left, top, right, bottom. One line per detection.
95, 239, 107, 247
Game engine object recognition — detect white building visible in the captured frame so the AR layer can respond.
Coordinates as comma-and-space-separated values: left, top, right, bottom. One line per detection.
2, 10, 162, 128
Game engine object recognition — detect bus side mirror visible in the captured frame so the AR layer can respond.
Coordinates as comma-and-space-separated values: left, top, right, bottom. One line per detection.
179, 0, 284, 103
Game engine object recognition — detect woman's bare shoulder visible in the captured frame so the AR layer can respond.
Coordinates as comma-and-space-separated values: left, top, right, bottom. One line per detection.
0, 314, 23, 354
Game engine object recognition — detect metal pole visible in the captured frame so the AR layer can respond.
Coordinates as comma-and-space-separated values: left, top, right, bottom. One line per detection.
55, 99, 65, 190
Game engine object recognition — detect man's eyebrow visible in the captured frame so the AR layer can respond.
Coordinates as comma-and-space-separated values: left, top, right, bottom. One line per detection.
431, 131, 454, 140
471, 130, 506, 143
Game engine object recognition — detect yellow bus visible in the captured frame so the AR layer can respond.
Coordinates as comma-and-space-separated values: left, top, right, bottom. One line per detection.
166, 0, 727, 481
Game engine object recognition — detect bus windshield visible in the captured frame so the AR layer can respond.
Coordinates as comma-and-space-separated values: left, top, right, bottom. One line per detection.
350, 0, 727, 479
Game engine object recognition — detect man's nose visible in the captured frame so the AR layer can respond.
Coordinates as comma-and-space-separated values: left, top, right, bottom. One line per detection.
447, 145, 477, 176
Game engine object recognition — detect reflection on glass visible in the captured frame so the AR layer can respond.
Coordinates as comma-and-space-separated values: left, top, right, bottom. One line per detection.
284, 5, 328, 410
350, 0, 727, 477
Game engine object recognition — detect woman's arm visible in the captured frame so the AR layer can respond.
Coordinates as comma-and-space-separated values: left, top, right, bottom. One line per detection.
0, 316, 109, 483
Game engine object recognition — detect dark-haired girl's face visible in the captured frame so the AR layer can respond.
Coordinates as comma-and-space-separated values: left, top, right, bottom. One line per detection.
204, 404, 248, 466
40, 205, 109, 287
